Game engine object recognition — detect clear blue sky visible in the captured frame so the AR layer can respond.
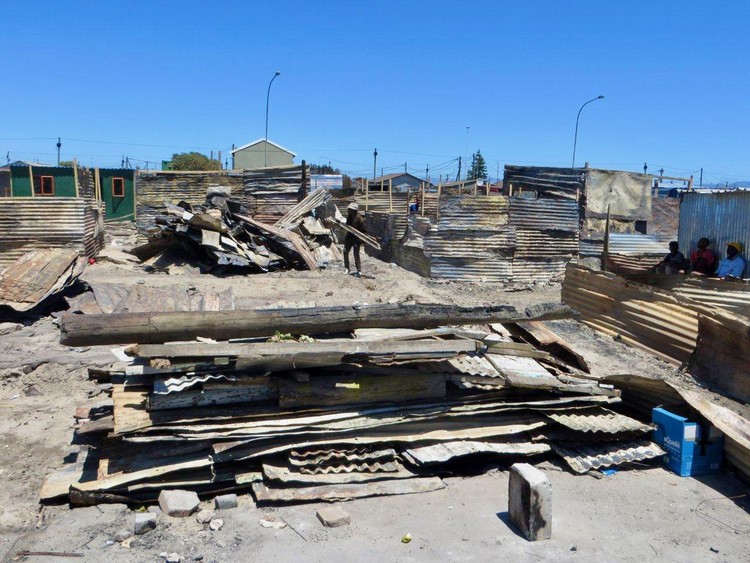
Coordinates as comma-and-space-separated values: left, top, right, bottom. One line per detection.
2, 1, 748, 185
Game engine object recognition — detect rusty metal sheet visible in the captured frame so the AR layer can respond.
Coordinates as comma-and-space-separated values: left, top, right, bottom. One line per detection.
289, 447, 396, 467
551, 439, 665, 473
503, 165, 584, 198
298, 460, 399, 474
0, 248, 84, 312
546, 407, 653, 434
251, 476, 445, 503
262, 462, 414, 485
508, 198, 579, 231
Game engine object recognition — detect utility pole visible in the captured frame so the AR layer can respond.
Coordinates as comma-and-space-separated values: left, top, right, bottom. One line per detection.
5, 152, 9, 165
373, 148, 377, 180
426, 164, 429, 181
404, 162, 407, 173
700, 168, 703, 187
643, 162, 648, 174
464, 126, 470, 180
456, 156, 462, 181
56, 137, 61, 165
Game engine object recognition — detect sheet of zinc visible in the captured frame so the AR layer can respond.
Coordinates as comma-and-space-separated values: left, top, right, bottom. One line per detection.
508, 198, 579, 231
679, 191, 750, 277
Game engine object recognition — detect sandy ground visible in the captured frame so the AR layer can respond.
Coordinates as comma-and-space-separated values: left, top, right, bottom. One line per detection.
1, 243, 749, 563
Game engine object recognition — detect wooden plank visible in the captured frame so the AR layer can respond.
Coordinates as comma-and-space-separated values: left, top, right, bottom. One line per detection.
252, 476, 445, 503
60, 301, 573, 346
278, 373, 446, 409
40, 447, 95, 501
325, 217, 381, 250
132, 339, 477, 360
149, 378, 277, 411
234, 213, 318, 270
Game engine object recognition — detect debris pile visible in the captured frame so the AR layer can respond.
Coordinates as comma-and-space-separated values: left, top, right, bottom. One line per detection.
44, 304, 669, 506
131, 188, 342, 274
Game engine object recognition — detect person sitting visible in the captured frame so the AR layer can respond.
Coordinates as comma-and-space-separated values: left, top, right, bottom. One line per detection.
689, 237, 717, 275
715, 242, 746, 279
656, 241, 687, 275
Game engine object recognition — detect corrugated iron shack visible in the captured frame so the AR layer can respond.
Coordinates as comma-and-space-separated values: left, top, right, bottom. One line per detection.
243, 163, 309, 224
678, 190, 750, 279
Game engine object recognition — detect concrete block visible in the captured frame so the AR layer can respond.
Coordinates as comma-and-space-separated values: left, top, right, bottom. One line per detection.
134, 512, 157, 535
316, 506, 351, 527
214, 494, 238, 510
508, 463, 552, 541
158, 489, 200, 517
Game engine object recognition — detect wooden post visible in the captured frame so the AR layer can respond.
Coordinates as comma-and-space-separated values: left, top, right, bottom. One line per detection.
365, 178, 369, 211
9, 167, 13, 196
474, 181, 478, 196
133, 170, 138, 223
28, 165, 34, 197
602, 204, 611, 273
300, 160, 307, 201
73, 159, 79, 198
485, 181, 489, 196
94, 167, 101, 202
437, 183, 442, 220
420, 182, 425, 217
509, 183, 513, 197
389, 178, 393, 212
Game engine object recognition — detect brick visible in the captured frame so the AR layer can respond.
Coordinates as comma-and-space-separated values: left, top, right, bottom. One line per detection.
214, 494, 238, 510
134, 512, 157, 535
508, 463, 552, 541
316, 506, 351, 527
158, 489, 200, 518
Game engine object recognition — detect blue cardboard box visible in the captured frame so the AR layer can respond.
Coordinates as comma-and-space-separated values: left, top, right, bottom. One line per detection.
652, 407, 724, 477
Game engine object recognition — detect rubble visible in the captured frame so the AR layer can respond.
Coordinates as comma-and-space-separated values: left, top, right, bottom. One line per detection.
131, 188, 342, 275
214, 494, 238, 510
316, 506, 351, 527
158, 490, 200, 517
134, 512, 157, 535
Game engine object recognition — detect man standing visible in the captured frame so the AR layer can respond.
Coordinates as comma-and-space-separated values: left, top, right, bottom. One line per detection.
343, 202, 366, 278
689, 237, 716, 275
716, 242, 746, 279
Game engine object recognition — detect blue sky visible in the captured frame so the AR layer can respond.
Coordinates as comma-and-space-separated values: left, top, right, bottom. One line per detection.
2, 1, 748, 184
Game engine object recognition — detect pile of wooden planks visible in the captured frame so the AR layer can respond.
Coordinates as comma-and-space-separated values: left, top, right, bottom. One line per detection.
130, 187, 342, 274
44, 307, 668, 506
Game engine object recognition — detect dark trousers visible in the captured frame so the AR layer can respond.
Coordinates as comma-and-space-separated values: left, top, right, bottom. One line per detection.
344, 239, 361, 271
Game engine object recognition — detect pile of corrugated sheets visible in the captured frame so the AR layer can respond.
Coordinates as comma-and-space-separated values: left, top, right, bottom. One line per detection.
42, 320, 667, 506
131, 188, 342, 274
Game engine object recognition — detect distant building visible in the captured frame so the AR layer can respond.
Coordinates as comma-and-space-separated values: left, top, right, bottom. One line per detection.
310, 174, 343, 191
231, 139, 296, 170
369, 173, 425, 193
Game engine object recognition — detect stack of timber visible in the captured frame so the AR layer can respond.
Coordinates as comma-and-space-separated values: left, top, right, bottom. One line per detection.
45, 302, 668, 506
130, 188, 342, 274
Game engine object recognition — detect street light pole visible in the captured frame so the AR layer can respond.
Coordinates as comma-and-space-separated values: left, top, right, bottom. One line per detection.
464, 126, 470, 179
265, 71, 281, 167
572, 95, 604, 168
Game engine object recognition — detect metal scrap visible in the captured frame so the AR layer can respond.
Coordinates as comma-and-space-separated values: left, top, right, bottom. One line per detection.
546, 407, 654, 434
551, 440, 666, 474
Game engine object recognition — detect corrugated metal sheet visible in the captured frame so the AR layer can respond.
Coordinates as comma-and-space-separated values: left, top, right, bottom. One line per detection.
515, 230, 578, 258
551, 440, 665, 474
561, 264, 701, 365
679, 191, 750, 279
153, 373, 237, 395
608, 233, 668, 255
403, 440, 551, 465
289, 448, 396, 467
511, 259, 569, 282
244, 164, 309, 224
508, 198, 579, 231
356, 191, 410, 214
547, 407, 653, 434
431, 257, 513, 282
503, 165, 584, 198
436, 196, 509, 230
0, 197, 104, 266
298, 461, 399, 474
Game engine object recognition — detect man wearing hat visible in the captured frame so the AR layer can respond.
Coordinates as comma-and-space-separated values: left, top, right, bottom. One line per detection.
716, 242, 746, 279
343, 202, 366, 277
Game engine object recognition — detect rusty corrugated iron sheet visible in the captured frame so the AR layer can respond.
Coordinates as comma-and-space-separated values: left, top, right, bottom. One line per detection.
503, 165, 584, 198
508, 198, 579, 231
562, 264, 701, 365
0, 197, 104, 267
552, 440, 665, 473
679, 191, 750, 279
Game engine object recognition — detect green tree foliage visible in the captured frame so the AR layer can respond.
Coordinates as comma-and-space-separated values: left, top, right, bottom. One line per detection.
59, 160, 74, 167
169, 152, 221, 171
467, 150, 488, 180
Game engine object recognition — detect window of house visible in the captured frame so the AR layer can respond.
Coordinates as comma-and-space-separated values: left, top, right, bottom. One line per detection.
34, 175, 55, 196
112, 177, 125, 197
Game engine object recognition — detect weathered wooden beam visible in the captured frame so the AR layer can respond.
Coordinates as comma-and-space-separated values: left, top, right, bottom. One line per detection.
59, 302, 573, 346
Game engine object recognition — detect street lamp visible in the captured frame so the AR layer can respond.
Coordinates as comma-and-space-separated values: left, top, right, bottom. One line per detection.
265, 70, 281, 167
572, 95, 604, 168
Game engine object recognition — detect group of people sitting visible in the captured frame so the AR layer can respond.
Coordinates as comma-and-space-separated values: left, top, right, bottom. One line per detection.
657, 238, 746, 279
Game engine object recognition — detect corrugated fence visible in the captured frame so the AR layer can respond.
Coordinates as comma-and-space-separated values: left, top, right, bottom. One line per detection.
0, 198, 104, 267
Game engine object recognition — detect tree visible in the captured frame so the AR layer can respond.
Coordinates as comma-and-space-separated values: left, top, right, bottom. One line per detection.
467, 150, 488, 180
59, 160, 74, 167
169, 152, 221, 171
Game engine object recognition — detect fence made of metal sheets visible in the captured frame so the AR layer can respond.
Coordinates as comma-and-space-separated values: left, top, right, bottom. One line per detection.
0, 197, 104, 267
244, 164, 309, 224
508, 198, 579, 231
562, 264, 702, 365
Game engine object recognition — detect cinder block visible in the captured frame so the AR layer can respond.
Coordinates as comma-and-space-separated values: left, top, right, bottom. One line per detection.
508, 463, 552, 541
158, 489, 200, 517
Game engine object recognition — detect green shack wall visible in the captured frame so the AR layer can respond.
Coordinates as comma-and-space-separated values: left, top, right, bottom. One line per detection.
10, 166, 77, 197
99, 169, 135, 221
